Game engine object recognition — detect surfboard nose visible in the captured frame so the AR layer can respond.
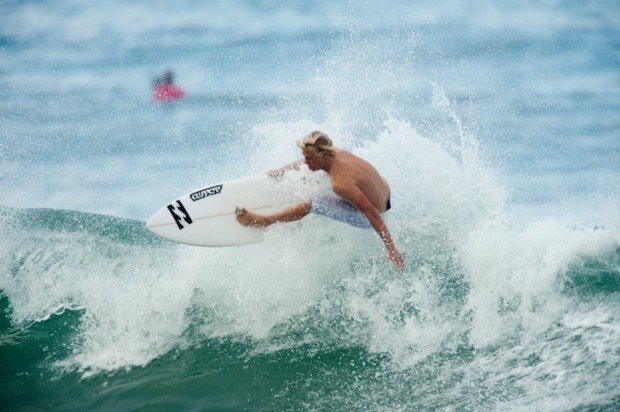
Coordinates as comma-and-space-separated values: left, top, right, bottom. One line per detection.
145, 208, 167, 235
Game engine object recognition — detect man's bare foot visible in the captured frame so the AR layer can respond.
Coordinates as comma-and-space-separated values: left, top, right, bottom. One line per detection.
235, 207, 272, 228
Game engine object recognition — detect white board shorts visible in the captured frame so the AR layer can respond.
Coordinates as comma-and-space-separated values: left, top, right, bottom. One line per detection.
310, 195, 372, 229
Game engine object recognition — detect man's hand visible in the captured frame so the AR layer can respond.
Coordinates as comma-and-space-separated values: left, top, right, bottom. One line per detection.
386, 246, 404, 271
235, 207, 272, 228
266, 159, 304, 178
266, 169, 284, 178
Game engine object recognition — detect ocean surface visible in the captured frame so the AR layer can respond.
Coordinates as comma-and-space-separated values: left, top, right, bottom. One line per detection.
1, 0, 619, 410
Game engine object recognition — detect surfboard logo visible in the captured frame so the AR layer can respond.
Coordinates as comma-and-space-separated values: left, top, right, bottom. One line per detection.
190, 184, 223, 201
167, 200, 193, 230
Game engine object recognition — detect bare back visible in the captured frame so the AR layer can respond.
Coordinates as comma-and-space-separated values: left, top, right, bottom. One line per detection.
329, 150, 390, 213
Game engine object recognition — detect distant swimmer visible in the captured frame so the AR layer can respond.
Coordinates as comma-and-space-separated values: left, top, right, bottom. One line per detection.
152, 69, 185, 102
235, 131, 404, 270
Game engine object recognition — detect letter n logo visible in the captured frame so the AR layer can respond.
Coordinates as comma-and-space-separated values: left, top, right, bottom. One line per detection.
167, 200, 193, 230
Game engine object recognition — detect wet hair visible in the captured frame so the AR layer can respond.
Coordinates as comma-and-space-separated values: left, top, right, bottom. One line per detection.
162, 70, 174, 84
296, 131, 339, 155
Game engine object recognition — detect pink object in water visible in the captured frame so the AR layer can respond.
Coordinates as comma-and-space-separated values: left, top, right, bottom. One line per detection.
153, 84, 185, 102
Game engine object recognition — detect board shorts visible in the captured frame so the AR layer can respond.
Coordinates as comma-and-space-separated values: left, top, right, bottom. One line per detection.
310, 195, 391, 229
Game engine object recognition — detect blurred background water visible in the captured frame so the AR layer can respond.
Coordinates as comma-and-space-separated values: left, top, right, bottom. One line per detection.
1, 0, 619, 410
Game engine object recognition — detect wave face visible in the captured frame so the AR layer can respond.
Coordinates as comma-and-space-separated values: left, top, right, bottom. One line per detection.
1, 0, 619, 410
1, 127, 618, 410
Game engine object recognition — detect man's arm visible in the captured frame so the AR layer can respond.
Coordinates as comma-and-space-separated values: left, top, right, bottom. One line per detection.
236, 199, 312, 227
267, 159, 304, 177
333, 184, 404, 270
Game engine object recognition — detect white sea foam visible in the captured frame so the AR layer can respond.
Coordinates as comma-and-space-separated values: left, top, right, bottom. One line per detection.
2, 104, 617, 381
462, 219, 619, 348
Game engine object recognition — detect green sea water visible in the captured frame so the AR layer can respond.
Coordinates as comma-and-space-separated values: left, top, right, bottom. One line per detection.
1, 207, 618, 410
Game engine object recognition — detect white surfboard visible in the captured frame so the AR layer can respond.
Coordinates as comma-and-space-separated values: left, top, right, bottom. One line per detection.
146, 174, 296, 246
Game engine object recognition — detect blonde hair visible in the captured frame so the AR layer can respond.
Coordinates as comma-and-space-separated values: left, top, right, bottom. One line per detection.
296, 131, 339, 155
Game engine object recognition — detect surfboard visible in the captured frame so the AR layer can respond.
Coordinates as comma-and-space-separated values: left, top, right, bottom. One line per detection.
146, 174, 294, 246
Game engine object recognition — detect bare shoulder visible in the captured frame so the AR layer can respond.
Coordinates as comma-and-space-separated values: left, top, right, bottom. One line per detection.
340, 150, 376, 170
333, 150, 390, 209
331, 153, 360, 184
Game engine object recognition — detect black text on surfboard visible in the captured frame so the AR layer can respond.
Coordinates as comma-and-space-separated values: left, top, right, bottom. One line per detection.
190, 184, 223, 202
167, 200, 193, 230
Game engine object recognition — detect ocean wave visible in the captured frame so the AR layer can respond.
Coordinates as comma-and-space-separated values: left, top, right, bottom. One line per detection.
1, 119, 618, 379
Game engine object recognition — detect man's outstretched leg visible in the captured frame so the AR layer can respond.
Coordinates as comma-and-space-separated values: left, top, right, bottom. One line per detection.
235, 199, 312, 228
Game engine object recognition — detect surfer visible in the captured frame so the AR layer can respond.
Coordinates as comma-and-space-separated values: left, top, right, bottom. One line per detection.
152, 69, 185, 102
235, 131, 404, 270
